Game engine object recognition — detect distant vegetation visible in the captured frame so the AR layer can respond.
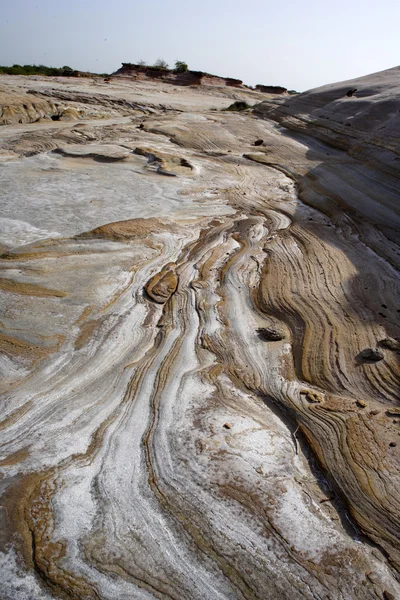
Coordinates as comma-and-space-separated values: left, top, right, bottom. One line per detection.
0, 64, 107, 77
174, 60, 188, 73
153, 58, 169, 70
138, 59, 189, 73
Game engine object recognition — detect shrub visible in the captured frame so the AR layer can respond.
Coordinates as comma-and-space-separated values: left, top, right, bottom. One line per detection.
175, 60, 188, 73
0, 64, 105, 77
226, 101, 251, 111
153, 58, 169, 70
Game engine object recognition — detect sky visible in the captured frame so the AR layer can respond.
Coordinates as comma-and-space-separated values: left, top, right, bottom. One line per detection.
1, 0, 399, 91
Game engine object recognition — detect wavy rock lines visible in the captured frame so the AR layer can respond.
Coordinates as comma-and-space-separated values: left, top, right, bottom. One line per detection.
1, 74, 400, 599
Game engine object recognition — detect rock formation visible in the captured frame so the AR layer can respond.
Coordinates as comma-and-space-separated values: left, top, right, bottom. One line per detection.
255, 84, 287, 94
253, 65, 400, 177
0, 68, 399, 600
113, 63, 244, 87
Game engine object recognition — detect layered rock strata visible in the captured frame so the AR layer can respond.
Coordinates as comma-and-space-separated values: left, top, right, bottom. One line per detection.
0, 72, 399, 600
113, 63, 244, 87
253, 65, 400, 177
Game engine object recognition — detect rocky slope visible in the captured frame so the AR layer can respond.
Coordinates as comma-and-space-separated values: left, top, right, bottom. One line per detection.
0, 71, 399, 600
254, 65, 400, 177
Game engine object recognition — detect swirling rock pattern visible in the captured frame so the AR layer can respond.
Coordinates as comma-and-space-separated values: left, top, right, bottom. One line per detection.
0, 72, 399, 599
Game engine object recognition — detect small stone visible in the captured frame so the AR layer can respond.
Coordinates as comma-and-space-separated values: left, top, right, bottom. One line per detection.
253, 139, 264, 146
356, 400, 367, 408
379, 337, 400, 351
383, 591, 396, 600
359, 348, 384, 362
223, 423, 231, 430
256, 327, 285, 342
370, 410, 380, 416
389, 442, 397, 448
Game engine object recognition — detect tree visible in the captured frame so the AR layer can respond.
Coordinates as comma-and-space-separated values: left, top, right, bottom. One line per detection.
174, 60, 188, 73
137, 59, 146, 66
153, 58, 169, 70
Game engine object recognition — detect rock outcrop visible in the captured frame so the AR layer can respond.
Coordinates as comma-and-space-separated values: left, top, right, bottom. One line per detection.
113, 63, 243, 87
255, 84, 288, 94
253, 65, 400, 177
0, 69, 399, 600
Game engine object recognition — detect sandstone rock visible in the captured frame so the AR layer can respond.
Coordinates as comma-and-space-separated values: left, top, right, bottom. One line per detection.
359, 348, 384, 362
145, 263, 178, 303
255, 85, 287, 94
59, 107, 81, 121
254, 65, 400, 179
56, 143, 131, 160
386, 408, 400, 417
379, 337, 400, 351
256, 326, 285, 341
113, 63, 244, 88
1, 70, 400, 600
300, 389, 323, 403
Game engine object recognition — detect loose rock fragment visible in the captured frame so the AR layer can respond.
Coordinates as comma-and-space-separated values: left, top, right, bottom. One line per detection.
359, 348, 384, 362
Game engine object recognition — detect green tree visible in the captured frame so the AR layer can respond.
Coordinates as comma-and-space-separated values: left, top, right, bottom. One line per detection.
174, 60, 188, 73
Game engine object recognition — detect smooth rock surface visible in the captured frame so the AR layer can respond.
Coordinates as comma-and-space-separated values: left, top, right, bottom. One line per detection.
0, 72, 399, 600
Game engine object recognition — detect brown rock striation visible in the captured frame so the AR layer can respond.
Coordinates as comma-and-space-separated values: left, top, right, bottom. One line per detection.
145, 263, 179, 303
0, 70, 399, 600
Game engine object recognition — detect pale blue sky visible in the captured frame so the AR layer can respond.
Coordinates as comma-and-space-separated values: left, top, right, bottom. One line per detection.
1, 0, 399, 91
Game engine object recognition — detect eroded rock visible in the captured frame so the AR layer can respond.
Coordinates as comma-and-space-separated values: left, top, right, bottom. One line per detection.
145, 263, 178, 303
256, 326, 285, 341
359, 348, 384, 362
300, 389, 324, 404
379, 337, 400, 351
